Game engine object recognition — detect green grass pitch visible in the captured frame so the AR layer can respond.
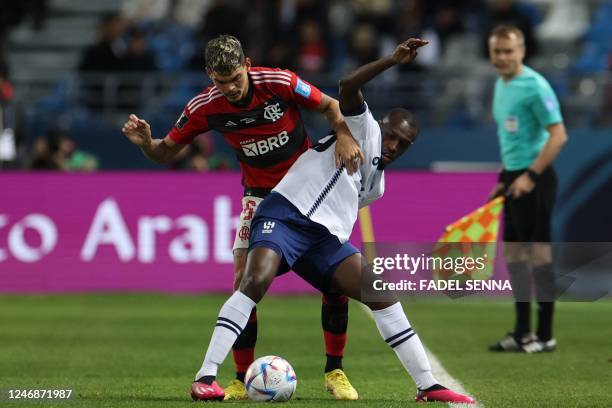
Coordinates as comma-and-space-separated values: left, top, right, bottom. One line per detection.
1, 294, 611, 407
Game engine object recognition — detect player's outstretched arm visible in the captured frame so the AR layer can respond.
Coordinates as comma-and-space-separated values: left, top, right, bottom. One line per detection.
338, 38, 428, 113
121, 114, 186, 164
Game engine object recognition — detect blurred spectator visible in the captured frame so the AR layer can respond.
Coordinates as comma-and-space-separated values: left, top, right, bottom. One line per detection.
0, 1, 48, 60
537, 0, 588, 42
117, 28, 157, 112
169, 134, 233, 171
296, 19, 327, 74
50, 134, 99, 171
173, 0, 215, 27
78, 13, 128, 72
431, 5, 466, 50
0, 63, 13, 102
264, 40, 296, 71
28, 137, 56, 169
351, 0, 394, 35
189, 0, 246, 70
78, 13, 129, 110
121, 0, 171, 24
482, 0, 538, 60
122, 28, 157, 71
0, 62, 23, 169
348, 24, 381, 67
117, 28, 158, 111
393, 0, 425, 39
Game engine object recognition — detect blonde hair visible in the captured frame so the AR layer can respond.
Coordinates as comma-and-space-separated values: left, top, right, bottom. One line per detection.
205, 35, 245, 75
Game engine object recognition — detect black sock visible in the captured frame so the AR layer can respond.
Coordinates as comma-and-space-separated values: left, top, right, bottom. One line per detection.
514, 302, 531, 340
536, 302, 554, 341
533, 263, 556, 341
196, 375, 215, 385
236, 372, 246, 383
325, 354, 343, 373
507, 261, 532, 339
321, 294, 348, 373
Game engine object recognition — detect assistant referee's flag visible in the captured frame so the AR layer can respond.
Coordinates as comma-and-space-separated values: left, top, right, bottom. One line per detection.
433, 196, 504, 280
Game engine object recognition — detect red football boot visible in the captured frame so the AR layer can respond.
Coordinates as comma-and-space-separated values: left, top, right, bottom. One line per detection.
191, 380, 225, 401
415, 387, 475, 404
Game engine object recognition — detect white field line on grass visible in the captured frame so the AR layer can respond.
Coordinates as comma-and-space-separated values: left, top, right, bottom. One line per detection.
359, 304, 481, 407
424, 345, 481, 408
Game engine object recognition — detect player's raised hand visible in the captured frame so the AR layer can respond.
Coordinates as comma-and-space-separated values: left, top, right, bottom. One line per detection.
391, 38, 429, 65
122, 114, 152, 147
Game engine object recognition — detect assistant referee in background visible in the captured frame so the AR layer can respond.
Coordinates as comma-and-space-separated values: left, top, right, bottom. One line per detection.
486, 25, 567, 353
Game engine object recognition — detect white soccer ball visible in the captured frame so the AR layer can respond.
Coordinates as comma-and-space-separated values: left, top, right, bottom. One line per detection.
245, 355, 297, 402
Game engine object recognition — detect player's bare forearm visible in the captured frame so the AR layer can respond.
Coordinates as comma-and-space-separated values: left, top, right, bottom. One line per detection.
317, 96, 345, 131
140, 138, 186, 164
340, 55, 396, 96
339, 38, 428, 112
528, 123, 568, 174
338, 56, 395, 112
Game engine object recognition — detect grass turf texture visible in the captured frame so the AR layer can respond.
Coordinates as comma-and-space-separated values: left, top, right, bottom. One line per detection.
1, 294, 611, 407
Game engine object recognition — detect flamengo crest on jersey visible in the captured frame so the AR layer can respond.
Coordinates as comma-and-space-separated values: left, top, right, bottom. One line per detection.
273, 102, 385, 243
168, 67, 323, 189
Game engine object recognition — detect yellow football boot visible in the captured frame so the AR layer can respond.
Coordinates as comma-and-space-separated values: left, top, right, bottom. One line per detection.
324, 369, 359, 400
223, 379, 247, 401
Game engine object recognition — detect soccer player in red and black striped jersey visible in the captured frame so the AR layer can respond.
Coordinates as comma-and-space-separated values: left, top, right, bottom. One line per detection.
122, 35, 363, 400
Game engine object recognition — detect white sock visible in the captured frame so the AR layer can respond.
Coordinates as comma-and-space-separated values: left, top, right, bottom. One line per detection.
195, 291, 256, 381
371, 302, 437, 389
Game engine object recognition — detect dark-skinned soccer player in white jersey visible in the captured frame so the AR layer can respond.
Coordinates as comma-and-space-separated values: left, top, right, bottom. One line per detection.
190, 38, 475, 404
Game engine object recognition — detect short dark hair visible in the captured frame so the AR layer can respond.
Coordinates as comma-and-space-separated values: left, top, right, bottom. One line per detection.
387, 108, 419, 132
205, 35, 245, 75
489, 25, 525, 45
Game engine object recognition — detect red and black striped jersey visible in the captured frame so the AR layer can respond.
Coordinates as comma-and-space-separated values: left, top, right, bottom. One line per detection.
167, 67, 323, 188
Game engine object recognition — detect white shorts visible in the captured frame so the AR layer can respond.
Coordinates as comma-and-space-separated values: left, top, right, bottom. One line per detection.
232, 195, 264, 252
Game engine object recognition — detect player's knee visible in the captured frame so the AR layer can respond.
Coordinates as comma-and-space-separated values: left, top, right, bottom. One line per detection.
503, 242, 526, 263
239, 270, 273, 303
530, 243, 552, 266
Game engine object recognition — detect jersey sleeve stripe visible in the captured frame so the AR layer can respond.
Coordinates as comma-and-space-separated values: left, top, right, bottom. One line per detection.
252, 79, 291, 86
187, 89, 221, 110
250, 75, 293, 82
253, 70, 291, 79
187, 88, 219, 106
250, 73, 292, 80
190, 93, 225, 113
189, 89, 222, 106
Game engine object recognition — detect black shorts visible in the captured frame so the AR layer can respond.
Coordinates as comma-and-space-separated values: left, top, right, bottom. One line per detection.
501, 167, 557, 242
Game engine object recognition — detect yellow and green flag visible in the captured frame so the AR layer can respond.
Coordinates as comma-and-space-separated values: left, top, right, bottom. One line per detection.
433, 196, 504, 280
